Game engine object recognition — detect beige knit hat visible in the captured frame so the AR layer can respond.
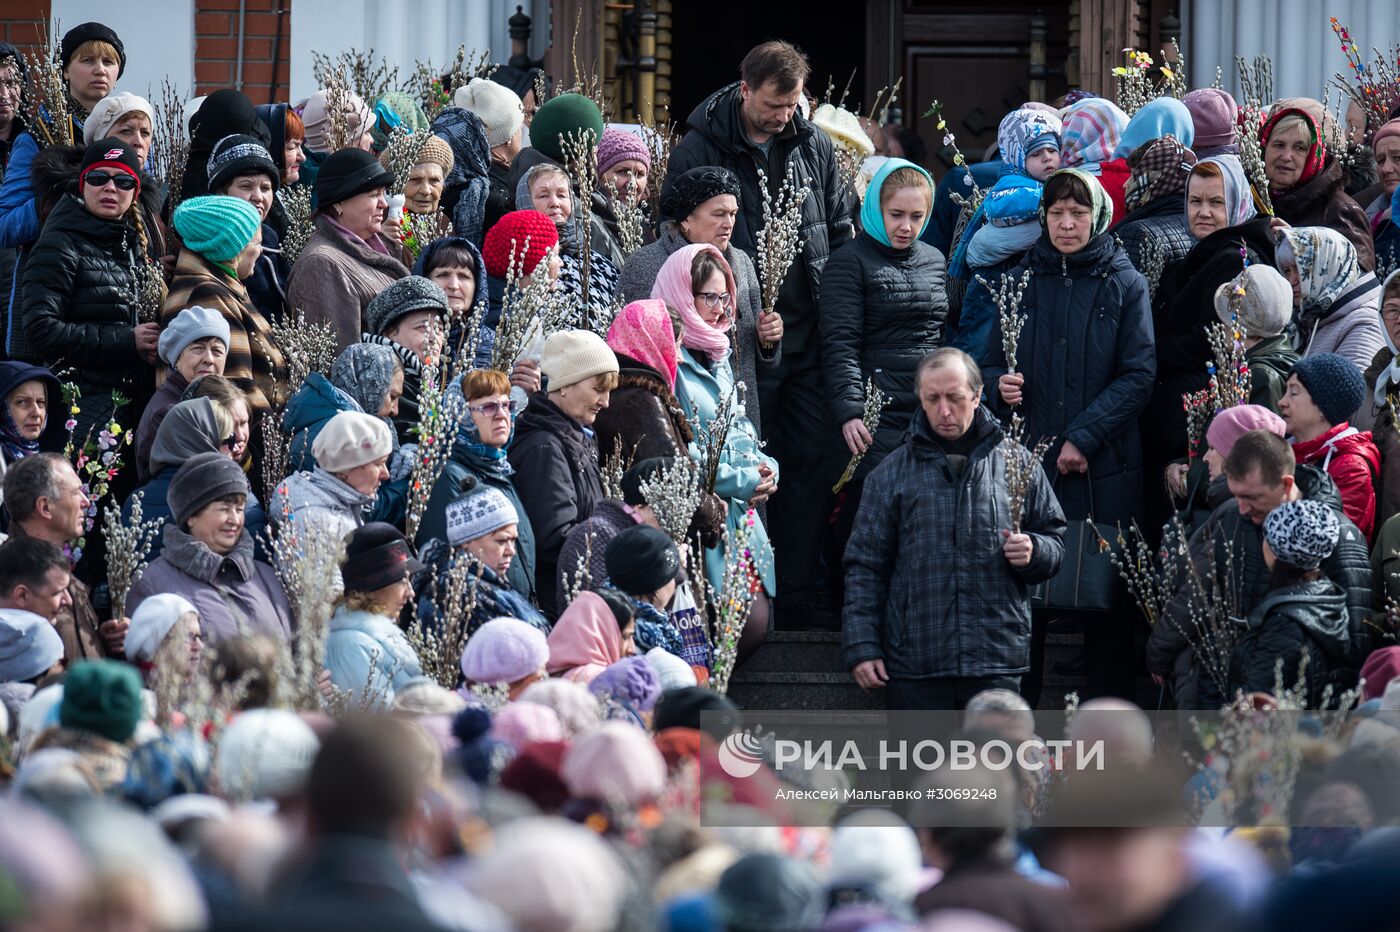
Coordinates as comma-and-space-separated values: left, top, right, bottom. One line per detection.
453, 77, 525, 148
312, 411, 393, 473
541, 329, 618, 391
381, 133, 454, 176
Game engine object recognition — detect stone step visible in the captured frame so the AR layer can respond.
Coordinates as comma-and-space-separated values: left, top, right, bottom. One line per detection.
727, 671, 884, 711
738, 630, 845, 674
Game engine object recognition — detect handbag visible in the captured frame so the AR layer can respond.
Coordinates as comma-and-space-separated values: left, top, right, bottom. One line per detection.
1030, 467, 1122, 613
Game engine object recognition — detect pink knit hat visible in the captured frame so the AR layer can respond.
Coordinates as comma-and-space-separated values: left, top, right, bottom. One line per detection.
490, 701, 566, 751
561, 721, 666, 806
607, 299, 679, 391
1361, 646, 1400, 701
1372, 118, 1400, 151
596, 127, 651, 175
1204, 404, 1287, 458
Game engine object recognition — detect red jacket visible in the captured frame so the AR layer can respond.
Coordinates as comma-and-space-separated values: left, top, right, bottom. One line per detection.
1293, 422, 1381, 540
1096, 157, 1133, 229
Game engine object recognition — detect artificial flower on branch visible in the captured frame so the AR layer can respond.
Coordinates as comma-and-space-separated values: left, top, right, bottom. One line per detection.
704, 511, 760, 696
833, 379, 890, 494
1091, 519, 1183, 629
1328, 18, 1400, 137
754, 163, 811, 351
102, 491, 162, 623
923, 100, 985, 210
60, 383, 133, 560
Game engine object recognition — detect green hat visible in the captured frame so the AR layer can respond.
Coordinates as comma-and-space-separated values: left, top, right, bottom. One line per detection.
59, 659, 143, 744
173, 195, 262, 264
529, 93, 604, 163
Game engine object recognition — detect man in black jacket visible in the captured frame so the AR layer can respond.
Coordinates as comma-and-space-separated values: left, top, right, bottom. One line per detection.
669, 40, 855, 624
1147, 430, 1372, 709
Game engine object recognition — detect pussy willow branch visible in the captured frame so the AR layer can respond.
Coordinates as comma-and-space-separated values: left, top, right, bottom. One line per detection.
407, 549, 482, 689
270, 307, 338, 387
20, 19, 72, 149
976, 268, 1032, 376
560, 128, 599, 306
406, 367, 467, 542
833, 379, 890, 494
639, 457, 703, 545
268, 509, 346, 712
102, 491, 162, 622
1000, 413, 1053, 534
276, 186, 315, 265
754, 163, 810, 350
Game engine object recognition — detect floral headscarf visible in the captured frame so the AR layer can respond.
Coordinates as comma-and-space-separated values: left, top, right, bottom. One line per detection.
606, 300, 679, 391
1374, 269, 1400, 407
1123, 135, 1197, 214
1039, 167, 1112, 237
1186, 155, 1257, 234
1058, 98, 1128, 172
1277, 226, 1362, 315
996, 108, 1062, 174
1261, 107, 1327, 192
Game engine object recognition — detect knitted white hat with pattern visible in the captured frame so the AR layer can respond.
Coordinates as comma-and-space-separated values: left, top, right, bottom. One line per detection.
447, 487, 519, 547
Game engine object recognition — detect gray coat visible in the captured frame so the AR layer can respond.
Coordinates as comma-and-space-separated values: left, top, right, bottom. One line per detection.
285, 216, 409, 352
617, 223, 780, 438
127, 525, 293, 646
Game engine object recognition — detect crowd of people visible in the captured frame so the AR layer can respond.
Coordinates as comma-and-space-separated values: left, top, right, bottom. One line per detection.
2, 19, 1400, 932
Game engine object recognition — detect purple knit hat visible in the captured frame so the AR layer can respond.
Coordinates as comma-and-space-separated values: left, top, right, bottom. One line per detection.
589, 657, 663, 712
460, 618, 549, 685
596, 127, 650, 175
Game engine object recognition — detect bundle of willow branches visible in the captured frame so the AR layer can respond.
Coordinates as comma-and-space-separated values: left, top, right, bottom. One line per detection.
1000, 414, 1053, 534
407, 550, 482, 689
276, 186, 315, 264
976, 268, 1033, 376
102, 492, 163, 623
405, 366, 468, 542
559, 128, 599, 306
20, 20, 72, 149
270, 308, 338, 388
639, 457, 703, 545
754, 164, 811, 350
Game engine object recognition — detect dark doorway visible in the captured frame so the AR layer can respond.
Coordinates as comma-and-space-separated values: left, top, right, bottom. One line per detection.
667, 2, 868, 123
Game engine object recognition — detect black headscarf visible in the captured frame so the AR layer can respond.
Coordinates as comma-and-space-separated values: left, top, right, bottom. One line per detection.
659, 166, 742, 222
254, 102, 289, 170
181, 90, 271, 202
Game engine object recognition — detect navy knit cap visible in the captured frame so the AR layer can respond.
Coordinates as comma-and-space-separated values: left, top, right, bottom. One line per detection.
1290, 353, 1367, 426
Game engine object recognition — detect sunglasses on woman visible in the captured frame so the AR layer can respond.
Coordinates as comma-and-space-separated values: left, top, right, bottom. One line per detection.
694, 291, 733, 310
84, 170, 138, 191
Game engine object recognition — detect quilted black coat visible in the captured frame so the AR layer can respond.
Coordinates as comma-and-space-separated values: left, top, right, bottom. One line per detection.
1113, 193, 1195, 288
819, 230, 948, 477
20, 193, 145, 393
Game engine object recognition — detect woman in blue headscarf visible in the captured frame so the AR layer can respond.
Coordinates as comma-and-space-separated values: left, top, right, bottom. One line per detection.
1099, 97, 1196, 228
819, 158, 948, 603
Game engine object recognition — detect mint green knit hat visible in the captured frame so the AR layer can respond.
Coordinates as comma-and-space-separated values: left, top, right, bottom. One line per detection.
172, 195, 262, 264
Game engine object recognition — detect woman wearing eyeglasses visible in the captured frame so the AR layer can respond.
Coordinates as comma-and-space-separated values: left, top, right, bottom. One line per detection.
652, 243, 778, 650
22, 138, 158, 454
415, 367, 538, 605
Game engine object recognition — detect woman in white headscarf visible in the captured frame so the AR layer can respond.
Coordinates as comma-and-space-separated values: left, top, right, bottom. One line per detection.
1277, 225, 1384, 368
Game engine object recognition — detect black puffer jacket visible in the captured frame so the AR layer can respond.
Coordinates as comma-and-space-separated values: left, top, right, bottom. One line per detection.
985, 232, 1156, 528
1113, 193, 1194, 288
820, 230, 948, 476
20, 194, 146, 392
1147, 466, 1373, 708
1199, 578, 1354, 709
508, 392, 604, 617
669, 82, 855, 353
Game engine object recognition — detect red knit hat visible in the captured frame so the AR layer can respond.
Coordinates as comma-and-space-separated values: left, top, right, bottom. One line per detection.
482, 209, 559, 280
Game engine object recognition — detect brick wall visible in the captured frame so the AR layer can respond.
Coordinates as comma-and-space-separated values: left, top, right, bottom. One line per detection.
0, 0, 53, 58
194, 0, 291, 104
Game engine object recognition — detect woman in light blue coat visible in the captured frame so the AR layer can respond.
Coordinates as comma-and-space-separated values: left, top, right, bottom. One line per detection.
652, 243, 778, 624
324, 522, 424, 709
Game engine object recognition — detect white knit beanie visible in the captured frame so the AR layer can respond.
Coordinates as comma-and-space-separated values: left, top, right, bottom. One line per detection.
447, 487, 519, 547
644, 647, 697, 692
215, 709, 321, 802
453, 77, 525, 148
83, 92, 155, 147
125, 594, 198, 663
540, 329, 618, 391
312, 411, 393, 473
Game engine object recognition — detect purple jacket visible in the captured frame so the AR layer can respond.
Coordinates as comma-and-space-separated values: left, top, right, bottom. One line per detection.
127, 524, 293, 646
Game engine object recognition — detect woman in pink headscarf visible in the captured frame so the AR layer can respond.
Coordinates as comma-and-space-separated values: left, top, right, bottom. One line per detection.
593, 298, 694, 463
652, 244, 777, 659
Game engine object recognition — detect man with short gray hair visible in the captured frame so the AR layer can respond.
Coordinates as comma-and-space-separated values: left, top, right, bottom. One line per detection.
843, 348, 1066, 710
